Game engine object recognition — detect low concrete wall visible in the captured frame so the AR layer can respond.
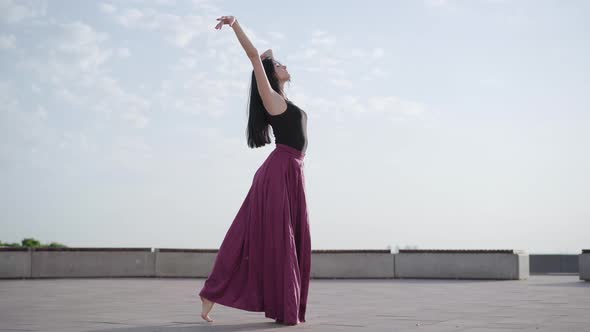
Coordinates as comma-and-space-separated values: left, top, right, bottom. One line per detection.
0, 248, 30, 278
31, 248, 154, 278
0, 247, 549, 280
394, 249, 529, 280
1, 248, 396, 279
155, 249, 217, 278
530, 254, 579, 274
154, 249, 394, 278
311, 250, 394, 278
580, 250, 590, 281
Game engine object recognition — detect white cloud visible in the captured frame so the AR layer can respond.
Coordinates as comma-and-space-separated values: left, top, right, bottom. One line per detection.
14, 19, 151, 129
56, 21, 112, 70
150, 22, 261, 118
57, 131, 96, 155
286, 30, 393, 89
285, 31, 347, 77
115, 8, 144, 27
311, 30, 336, 46
190, 0, 220, 12
116, 47, 131, 58
99, 2, 116, 14
479, 77, 504, 88
0, 0, 47, 24
30, 83, 41, 94
311, 30, 327, 37
152, 73, 245, 118
289, 88, 429, 122
105, 135, 154, 174
425, 0, 512, 8
171, 56, 197, 70
372, 48, 385, 59
0, 80, 58, 171
109, 7, 211, 48
0, 34, 16, 49
0, 80, 19, 112
54, 87, 86, 107
360, 66, 391, 81
367, 96, 426, 116
33, 104, 47, 120
349, 47, 386, 60
288, 30, 337, 62
330, 78, 354, 89
425, 0, 449, 7
303, 48, 318, 59
267, 31, 285, 40
88, 76, 151, 128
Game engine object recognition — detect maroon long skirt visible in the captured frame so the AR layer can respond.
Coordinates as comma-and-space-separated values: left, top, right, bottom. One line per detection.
198, 143, 311, 325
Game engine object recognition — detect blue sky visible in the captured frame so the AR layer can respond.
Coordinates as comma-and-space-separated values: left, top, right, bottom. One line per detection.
1, 0, 588, 253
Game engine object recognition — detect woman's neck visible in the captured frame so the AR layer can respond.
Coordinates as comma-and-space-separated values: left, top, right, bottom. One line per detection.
278, 81, 286, 98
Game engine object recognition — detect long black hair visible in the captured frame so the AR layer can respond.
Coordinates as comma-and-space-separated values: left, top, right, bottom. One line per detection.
246, 58, 284, 148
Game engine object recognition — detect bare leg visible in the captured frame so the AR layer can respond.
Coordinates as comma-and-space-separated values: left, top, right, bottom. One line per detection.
200, 295, 215, 322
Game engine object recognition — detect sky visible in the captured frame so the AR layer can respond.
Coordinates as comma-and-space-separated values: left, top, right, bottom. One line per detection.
1, 0, 588, 254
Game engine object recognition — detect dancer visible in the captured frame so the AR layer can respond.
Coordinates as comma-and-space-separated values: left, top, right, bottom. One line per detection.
198, 15, 311, 326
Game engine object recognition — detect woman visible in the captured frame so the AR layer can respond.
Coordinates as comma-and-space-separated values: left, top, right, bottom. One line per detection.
198, 15, 311, 326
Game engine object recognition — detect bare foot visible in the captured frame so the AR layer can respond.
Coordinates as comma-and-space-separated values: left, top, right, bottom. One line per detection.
200, 295, 214, 322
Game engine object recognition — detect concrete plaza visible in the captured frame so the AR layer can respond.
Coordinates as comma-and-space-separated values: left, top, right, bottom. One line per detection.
0, 275, 588, 332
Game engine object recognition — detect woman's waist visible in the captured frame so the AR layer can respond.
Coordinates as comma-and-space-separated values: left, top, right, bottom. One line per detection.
273, 143, 305, 160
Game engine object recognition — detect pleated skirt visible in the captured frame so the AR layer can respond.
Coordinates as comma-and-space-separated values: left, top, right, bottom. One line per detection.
198, 143, 311, 325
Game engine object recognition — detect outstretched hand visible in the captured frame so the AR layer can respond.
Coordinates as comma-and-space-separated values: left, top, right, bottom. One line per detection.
214, 16, 236, 30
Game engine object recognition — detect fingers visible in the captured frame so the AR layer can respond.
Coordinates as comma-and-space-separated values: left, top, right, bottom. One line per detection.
214, 17, 224, 29
214, 16, 227, 29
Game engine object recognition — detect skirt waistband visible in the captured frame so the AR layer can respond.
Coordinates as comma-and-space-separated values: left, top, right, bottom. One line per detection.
274, 144, 305, 160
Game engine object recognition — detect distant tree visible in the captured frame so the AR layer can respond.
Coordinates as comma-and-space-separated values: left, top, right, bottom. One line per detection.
21, 238, 41, 247
0, 238, 68, 248
0, 240, 25, 247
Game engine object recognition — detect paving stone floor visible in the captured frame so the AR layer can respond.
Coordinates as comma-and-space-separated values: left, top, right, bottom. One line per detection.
0, 275, 588, 332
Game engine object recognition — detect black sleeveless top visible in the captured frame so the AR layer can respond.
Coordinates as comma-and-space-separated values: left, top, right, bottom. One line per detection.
266, 100, 308, 153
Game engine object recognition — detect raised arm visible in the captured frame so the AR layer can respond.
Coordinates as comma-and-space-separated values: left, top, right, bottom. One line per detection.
215, 16, 286, 115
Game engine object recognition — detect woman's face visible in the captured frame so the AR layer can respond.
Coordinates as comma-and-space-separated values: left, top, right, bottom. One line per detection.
273, 59, 290, 82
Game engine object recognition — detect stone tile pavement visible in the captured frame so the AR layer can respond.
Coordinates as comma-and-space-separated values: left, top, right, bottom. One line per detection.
0, 275, 588, 332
